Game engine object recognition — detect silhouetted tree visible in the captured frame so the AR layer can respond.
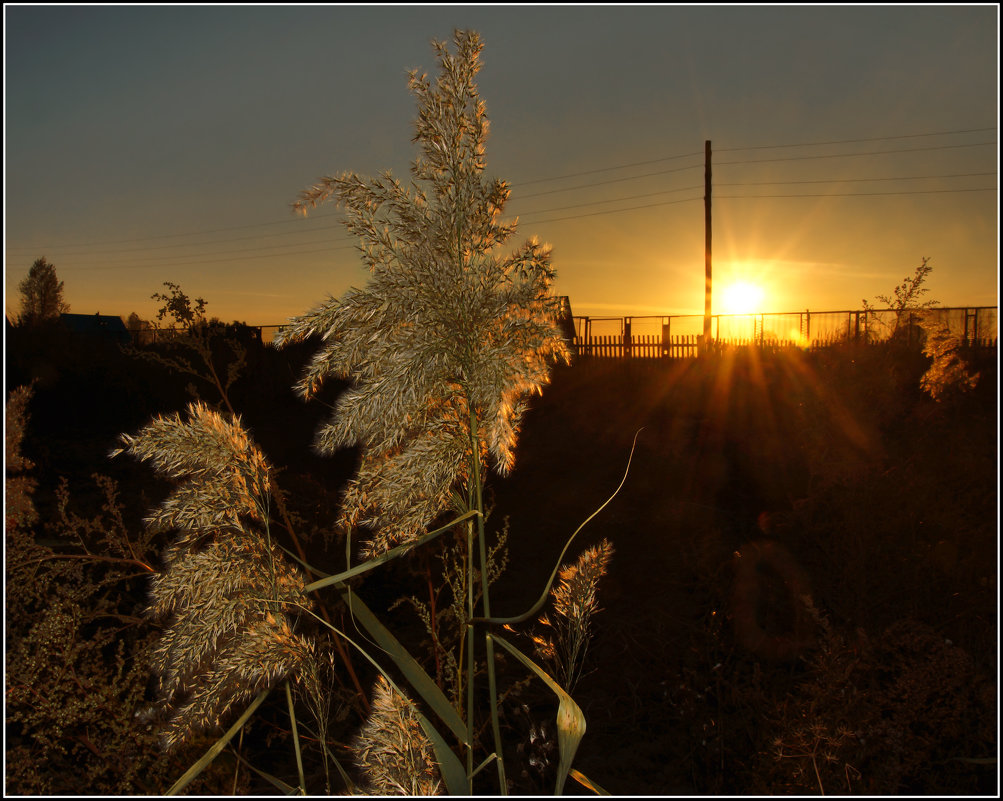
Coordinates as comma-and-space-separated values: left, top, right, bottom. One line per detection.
129, 282, 247, 414
151, 281, 207, 334
18, 258, 69, 325
126, 312, 153, 344
862, 257, 939, 341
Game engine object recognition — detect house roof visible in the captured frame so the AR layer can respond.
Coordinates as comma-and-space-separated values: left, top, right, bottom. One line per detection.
59, 313, 130, 339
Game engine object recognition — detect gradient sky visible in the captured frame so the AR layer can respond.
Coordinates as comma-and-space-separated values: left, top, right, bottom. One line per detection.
4, 5, 999, 328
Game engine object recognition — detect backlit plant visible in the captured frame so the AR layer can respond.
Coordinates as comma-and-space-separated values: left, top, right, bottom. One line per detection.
113, 29, 622, 795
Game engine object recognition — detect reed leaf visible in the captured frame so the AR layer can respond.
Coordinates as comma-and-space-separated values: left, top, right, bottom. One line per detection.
569, 768, 610, 795
166, 689, 270, 796
337, 586, 468, 746
304, 509, 480, 593
489, 633, 586, 795
230, 749, 298, 795
300, 604, 465, 795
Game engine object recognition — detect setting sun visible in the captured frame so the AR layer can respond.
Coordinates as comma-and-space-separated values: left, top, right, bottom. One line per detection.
719, 280, 765, 315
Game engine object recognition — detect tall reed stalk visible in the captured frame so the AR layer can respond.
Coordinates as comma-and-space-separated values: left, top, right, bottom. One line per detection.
118, 29, 625, 795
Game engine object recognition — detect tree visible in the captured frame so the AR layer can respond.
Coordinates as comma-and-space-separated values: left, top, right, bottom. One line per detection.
861, 257, 939, 341
18, 257, 69, 324
150, 281, 207, 333
125, 282, 247, 415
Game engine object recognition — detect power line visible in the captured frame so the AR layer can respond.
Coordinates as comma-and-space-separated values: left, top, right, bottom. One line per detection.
515, 162, 703, 200
12, 126, 993, 252
514, 185, 704, 216
9, 174, 993, 272
16, 163, 992, 264
520, 195, 702, 226
9, 245, 355, 272
714, 125, 996, 152
512, 125, 996, 182
4, 223, 354, 259
513, 149, 704, 186
3, 211, 346, 252
719, 187, 995, 199
717, 171, 996, 187
7, 127, 995, 267
716, 140, 996, 167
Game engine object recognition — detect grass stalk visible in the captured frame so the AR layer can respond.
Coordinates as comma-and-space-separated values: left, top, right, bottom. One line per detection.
468, 403, 508, 794
285, 680, 306, 795
466, 519, 476, 792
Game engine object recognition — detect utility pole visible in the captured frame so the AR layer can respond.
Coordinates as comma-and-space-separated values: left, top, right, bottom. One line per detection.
703, 140, 713, 353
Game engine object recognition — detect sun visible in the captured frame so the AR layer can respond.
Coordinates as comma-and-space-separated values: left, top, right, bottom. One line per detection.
719, 280, 765, 315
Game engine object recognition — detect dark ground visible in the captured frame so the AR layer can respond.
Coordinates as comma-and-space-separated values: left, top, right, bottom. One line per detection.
6, 325, 998, 795
487, 352, 998, 795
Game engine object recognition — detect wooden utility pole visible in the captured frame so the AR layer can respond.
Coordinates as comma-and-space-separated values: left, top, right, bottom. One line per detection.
703, 140, 712, 353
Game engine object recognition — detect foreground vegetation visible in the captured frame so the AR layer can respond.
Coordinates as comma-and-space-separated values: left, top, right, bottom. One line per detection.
6, 319, 996, 794
6, 28, 996, 796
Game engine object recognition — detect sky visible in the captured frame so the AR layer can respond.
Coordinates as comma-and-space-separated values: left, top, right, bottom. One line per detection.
4, 4, 999, 329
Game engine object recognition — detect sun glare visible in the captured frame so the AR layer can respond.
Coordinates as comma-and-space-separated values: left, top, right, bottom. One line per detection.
720, 281, 765, 315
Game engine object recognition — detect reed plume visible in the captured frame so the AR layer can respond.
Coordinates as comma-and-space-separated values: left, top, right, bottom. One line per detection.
274, 29, 570, 558
919, 318, 980, 400
350, 676, 444, 795
535, 538, 615, 692
113, 402, 316, 749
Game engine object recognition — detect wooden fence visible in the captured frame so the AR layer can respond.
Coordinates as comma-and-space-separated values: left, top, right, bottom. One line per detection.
573, 331, 998, 361
570, 306, 998, 361
578, 333, 702, 359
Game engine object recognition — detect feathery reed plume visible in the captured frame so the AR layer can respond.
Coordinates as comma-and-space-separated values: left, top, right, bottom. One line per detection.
535, 539, 615, 692
351, 676, 444, 796
113, 402, 316, 749
919, 318, 980, 400
274, 29, 570, 557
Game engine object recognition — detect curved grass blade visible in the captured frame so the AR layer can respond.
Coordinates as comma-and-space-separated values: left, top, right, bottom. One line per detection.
335, 585, 468, 745
229, 748, 298, 795
570, 767, 610, 795
475, 429, 641, 627
417, 711, 473, 795
167, 689, 271, 795
304, 509, 480, 592
470, 752, 500, 781
489, 633, 587, 795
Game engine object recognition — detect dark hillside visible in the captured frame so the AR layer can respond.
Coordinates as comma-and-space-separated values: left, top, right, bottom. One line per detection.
5, 329, 996, 795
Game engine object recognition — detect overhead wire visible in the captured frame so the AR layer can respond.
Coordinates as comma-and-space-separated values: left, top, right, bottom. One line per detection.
713, 125, 997, 152
6, 125, 996, 273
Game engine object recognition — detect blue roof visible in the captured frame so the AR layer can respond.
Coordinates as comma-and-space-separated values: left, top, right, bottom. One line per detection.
60, 313, 131, 341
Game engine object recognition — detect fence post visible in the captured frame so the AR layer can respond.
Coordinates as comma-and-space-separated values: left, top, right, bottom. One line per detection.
623, 318, 631, 359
